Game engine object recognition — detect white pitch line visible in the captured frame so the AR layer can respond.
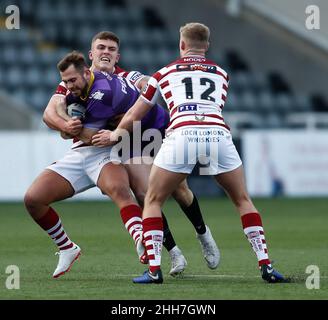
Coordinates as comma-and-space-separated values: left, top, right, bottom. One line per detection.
116, 274, 261, 279
115, 274, 328, 279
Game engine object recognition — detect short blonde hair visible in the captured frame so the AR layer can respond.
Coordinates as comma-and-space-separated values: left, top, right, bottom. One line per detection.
179, 22, 210, 49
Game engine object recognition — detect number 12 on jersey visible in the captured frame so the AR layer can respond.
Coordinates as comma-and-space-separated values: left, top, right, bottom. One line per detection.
182, 77, 217, 102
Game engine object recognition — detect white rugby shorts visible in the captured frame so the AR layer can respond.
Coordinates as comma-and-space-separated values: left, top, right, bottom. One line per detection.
153, 127, 242, 175
47, 145, 121, 193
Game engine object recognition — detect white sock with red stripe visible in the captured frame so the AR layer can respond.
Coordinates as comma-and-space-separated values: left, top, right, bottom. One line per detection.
143, 217, 163, 273
241, 212, 271, 267
120, 204, 143, 245
36, 207, 74, 251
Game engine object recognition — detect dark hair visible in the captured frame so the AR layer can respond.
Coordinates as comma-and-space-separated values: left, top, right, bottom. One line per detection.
91, 31, 120, 48
57, 51, 89, 73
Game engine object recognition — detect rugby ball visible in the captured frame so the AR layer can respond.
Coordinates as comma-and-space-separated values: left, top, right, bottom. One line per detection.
67, 103, 86, 120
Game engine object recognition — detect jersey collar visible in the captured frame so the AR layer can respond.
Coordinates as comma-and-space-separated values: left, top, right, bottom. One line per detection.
80, 71, 95, 101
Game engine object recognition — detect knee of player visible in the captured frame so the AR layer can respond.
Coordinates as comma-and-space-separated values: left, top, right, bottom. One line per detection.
145, 190, 165, 206
23, 190, 40, 211
101, 183, 133, 202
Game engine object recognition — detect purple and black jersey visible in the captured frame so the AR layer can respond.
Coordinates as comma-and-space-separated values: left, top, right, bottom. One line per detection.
66, 71, 169, 132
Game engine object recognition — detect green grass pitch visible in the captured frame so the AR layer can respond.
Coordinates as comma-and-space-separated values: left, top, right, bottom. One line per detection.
0, 198, 327, 300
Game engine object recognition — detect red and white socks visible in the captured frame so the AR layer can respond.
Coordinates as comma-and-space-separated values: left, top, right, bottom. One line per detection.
241, 212, 271, 267
120, 204, 143, 245
142, 217, 163, 273
35, 207, 73, 251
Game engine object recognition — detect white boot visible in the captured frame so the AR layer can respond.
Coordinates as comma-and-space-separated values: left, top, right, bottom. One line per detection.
169, 246, 187, 277
196, 226, 220, 269
53, 243, 81, 278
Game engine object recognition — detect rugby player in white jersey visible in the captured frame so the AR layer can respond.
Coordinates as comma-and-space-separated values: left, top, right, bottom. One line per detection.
41, 31, 220, 277
93, 23, 290, 284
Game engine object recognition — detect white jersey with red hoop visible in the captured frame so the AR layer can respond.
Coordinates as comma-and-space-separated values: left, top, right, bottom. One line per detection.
141, 55, 230, 132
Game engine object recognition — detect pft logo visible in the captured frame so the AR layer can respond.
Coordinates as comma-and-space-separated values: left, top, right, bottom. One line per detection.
305, 5, 320, 30
178, 104, 198, 112
3, 5, 20, 29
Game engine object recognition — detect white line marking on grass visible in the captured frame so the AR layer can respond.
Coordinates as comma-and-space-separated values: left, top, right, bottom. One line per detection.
115, 274, 328, 280
116, 274, 261, 279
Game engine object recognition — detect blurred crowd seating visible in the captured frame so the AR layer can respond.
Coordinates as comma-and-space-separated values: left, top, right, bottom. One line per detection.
0, 0, 327, 133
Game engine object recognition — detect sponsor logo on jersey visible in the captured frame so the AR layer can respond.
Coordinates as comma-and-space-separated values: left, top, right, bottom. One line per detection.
195, 113, 205, 121
90, 90, 104, 100
182, 57, 206, 62
177, 64, 217, 73
178, 104, 198, 112
129, 71, 143, 83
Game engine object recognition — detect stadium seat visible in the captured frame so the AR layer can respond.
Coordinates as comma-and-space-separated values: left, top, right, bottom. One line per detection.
25, 67, 43, 89
124, 7, 144, 28
54, 2, 72, 25
155, 48, 176, 66
247, 72, 267, 93
230, 72, 249, 93
120, 46, 141, 70
224, 91, 240, 111
2, 46, 20, 66
7, 67, 24, 90
138, 47, 156, 71
41, 23, 59, 43
27, 89, 50, 112
20, 46, 39, 67
274, 93, 293, 114
12, 86, 27, 99
78, 25, 98, 49
44, 69, 60, 90
239, 91, 257, 112
293, 95, 312, 112
106, 7, 126, 28
257, 91, 275, 113
126, 27, 149, 50
38, 50, 58, 68
0, 0, 322, 129
265, 113, 284, 128
110, 29, 129, 54
146, 29, 166, 49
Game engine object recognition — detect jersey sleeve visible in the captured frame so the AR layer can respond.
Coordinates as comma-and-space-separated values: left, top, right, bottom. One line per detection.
123, 71, 145, 88
140, 75, 160, 105
54, 81, 69, 96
